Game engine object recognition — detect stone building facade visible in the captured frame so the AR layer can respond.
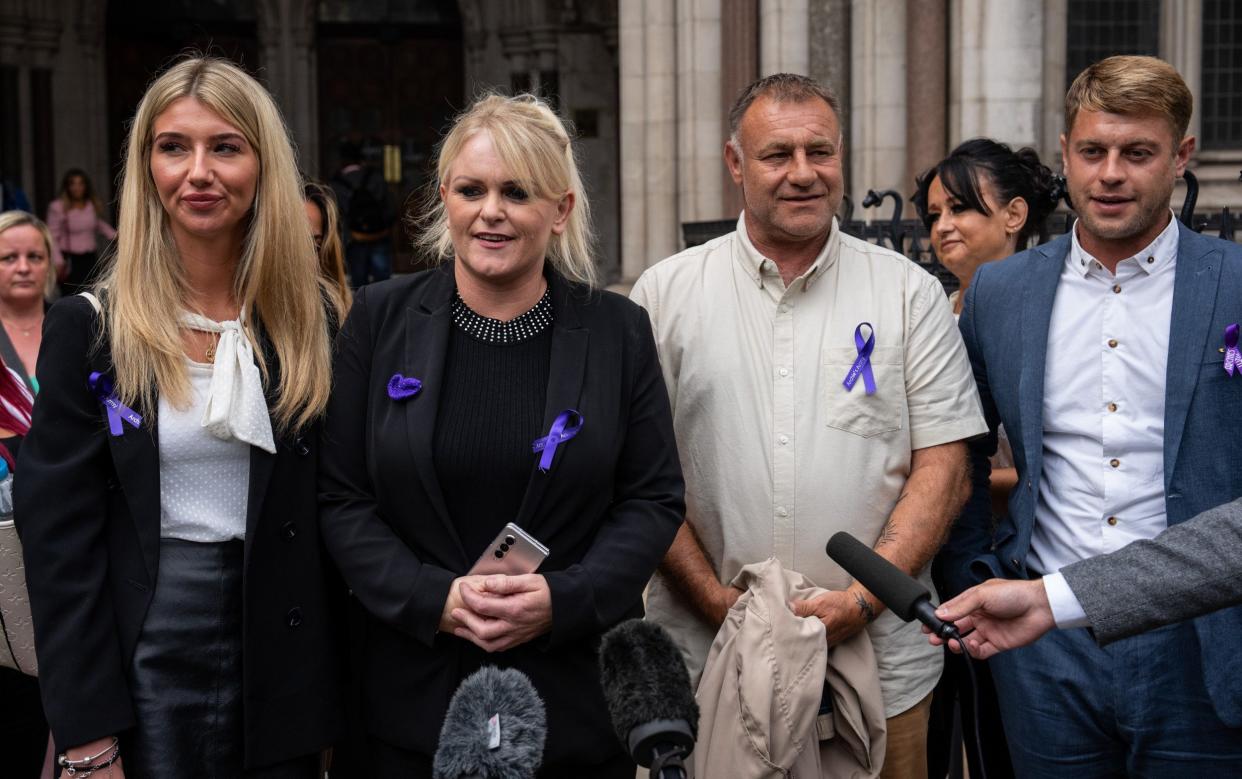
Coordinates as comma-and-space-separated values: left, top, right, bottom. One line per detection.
1, 0, 1238, 284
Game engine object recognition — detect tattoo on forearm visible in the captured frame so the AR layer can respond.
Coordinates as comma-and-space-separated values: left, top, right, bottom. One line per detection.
877, 520, 899, 547
854, 592, 877, 623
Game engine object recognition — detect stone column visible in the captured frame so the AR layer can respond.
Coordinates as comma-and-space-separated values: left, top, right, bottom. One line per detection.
643, 0, 679, 270
257, 0, 319, 173
1162, 0, 1202, 143
677, 0, 724, 222
850, 0, 906, 205
809, 0, 850, 140
759, 0, 809, 76
69, 2, 110, 203
949, 0, 1043, 149
905, 0, 946, 191
1041, 0, 1067, 166
618, 0, 649, 282
721, 0, 758, 218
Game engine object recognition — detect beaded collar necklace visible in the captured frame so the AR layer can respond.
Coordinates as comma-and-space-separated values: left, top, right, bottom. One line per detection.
451, 288, 553, 344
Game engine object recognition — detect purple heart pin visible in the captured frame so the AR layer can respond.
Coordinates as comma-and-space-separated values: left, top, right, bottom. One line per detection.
387, 373, 423, 400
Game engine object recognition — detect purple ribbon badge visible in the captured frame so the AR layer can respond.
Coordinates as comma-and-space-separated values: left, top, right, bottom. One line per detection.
842, 322, 877, 395
531, 409, 583, 472
1225, 324, 1242, 377
387, 373, 423, 401
88, 372, 142, 436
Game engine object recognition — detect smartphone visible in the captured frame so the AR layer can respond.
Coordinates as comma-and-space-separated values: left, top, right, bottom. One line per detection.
467, 522, 550, 576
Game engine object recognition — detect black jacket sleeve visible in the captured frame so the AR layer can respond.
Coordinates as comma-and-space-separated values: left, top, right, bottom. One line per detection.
318, 286, 456, 647
15, 296, 136, 748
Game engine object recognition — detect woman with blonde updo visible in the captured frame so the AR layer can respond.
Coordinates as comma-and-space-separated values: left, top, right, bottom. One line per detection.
16, 57, 340, 777
320, 93, 684, 777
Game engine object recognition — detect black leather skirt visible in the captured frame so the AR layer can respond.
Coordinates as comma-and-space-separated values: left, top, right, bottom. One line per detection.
127, 538, 245, 779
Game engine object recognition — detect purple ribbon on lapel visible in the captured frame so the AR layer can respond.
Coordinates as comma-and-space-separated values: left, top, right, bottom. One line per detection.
531, 409, 583, 472
387, 373, 422, 400
842, 322, 877, 395
1225, 324, 1242, 377
88, 372, 142, 436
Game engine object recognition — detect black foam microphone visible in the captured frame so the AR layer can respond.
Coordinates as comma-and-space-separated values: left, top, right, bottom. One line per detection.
432, 666, 547, 779
825, 531, 956, 639
599, 619, 699, 779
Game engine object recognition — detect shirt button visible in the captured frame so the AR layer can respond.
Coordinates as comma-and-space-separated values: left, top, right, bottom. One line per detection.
286, 607, 304, 628
1110, 458, 1121, 468
1112, 284, 1122, 294
1107, 402, 1117, 412
1107, 516, 1118, 526
1108, 339, 1119, 348
1146, 256, 1154, 264
778, 367, 790, 377
778, 434, 789, 445
776, 506, 789, 517
282, 521, 297, 540
778, 304, 790, 313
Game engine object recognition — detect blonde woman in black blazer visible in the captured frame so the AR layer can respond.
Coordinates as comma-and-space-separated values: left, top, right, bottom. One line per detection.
319, 94, 685, 777
16, 57, 340, 777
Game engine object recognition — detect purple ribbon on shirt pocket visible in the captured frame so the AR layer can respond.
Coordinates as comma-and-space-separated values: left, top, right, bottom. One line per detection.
842, 323, 877, 395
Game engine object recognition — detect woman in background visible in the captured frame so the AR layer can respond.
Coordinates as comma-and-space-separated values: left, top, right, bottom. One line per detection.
0, 211, 57, 392
45, 168, 115, 293
304, 180, 352, 326
913, 137, 1059, 779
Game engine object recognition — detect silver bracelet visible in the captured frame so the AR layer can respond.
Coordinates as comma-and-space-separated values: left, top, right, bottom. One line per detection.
57, 736, 120, 772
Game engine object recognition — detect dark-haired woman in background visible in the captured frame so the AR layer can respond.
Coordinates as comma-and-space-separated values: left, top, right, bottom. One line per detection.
913, 137, 1060, 779
46, 169, 115, 293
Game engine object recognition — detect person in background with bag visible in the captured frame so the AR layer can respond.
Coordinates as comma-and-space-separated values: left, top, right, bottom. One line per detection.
330, 140, 396, 287
0, 353, 46, 778
0, 211, 59, 394
45, 168, 116, 294
15, 55, 341, 778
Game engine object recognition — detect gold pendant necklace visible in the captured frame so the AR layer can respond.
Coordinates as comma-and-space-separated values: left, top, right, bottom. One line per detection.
204, 331, 220, 362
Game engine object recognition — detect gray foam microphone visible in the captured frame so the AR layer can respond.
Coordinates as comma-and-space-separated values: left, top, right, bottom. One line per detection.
432, 666, 547, 779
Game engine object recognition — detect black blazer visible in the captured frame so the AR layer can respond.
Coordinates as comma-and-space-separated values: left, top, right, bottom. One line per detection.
319, 265, 685, 764
15, 295, 342, 767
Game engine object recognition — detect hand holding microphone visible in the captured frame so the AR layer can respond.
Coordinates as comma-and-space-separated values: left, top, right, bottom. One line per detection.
925, 578, 1057, 659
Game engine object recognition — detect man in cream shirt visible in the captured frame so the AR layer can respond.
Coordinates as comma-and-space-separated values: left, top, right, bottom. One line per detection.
631, 73, 985, 778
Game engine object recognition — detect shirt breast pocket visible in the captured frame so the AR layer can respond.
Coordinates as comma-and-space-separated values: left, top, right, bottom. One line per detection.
822, 345, 904, 437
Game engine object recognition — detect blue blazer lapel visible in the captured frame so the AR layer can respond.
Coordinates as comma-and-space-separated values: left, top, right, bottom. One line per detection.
1017, 236, 1070, 482
1164, 225, 1225, 490
404, 268, 468, 567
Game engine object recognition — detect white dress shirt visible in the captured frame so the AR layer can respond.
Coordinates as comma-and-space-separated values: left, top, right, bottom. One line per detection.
1032, 214, 1181, 626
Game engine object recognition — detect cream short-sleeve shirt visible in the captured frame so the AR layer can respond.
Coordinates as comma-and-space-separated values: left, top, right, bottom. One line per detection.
632, 216, 986, 717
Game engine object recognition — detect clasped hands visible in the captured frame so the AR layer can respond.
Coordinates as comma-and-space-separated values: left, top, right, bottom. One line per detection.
439, 574, 553, 653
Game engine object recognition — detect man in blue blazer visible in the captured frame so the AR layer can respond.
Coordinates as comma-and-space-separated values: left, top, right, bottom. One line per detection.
940, 55, 1242, 776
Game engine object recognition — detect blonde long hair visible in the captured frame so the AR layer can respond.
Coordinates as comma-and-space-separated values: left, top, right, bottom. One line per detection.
100, 56, 330, 432
416, 93, 598, 288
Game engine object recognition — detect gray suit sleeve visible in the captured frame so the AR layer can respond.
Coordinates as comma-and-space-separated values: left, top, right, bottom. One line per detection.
1061, 497, 1242, 645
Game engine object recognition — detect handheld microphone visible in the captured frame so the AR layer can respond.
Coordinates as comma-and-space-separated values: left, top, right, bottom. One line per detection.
599, 619, 698, 779
432, 666, 547, 779
825, 531, 957, 640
